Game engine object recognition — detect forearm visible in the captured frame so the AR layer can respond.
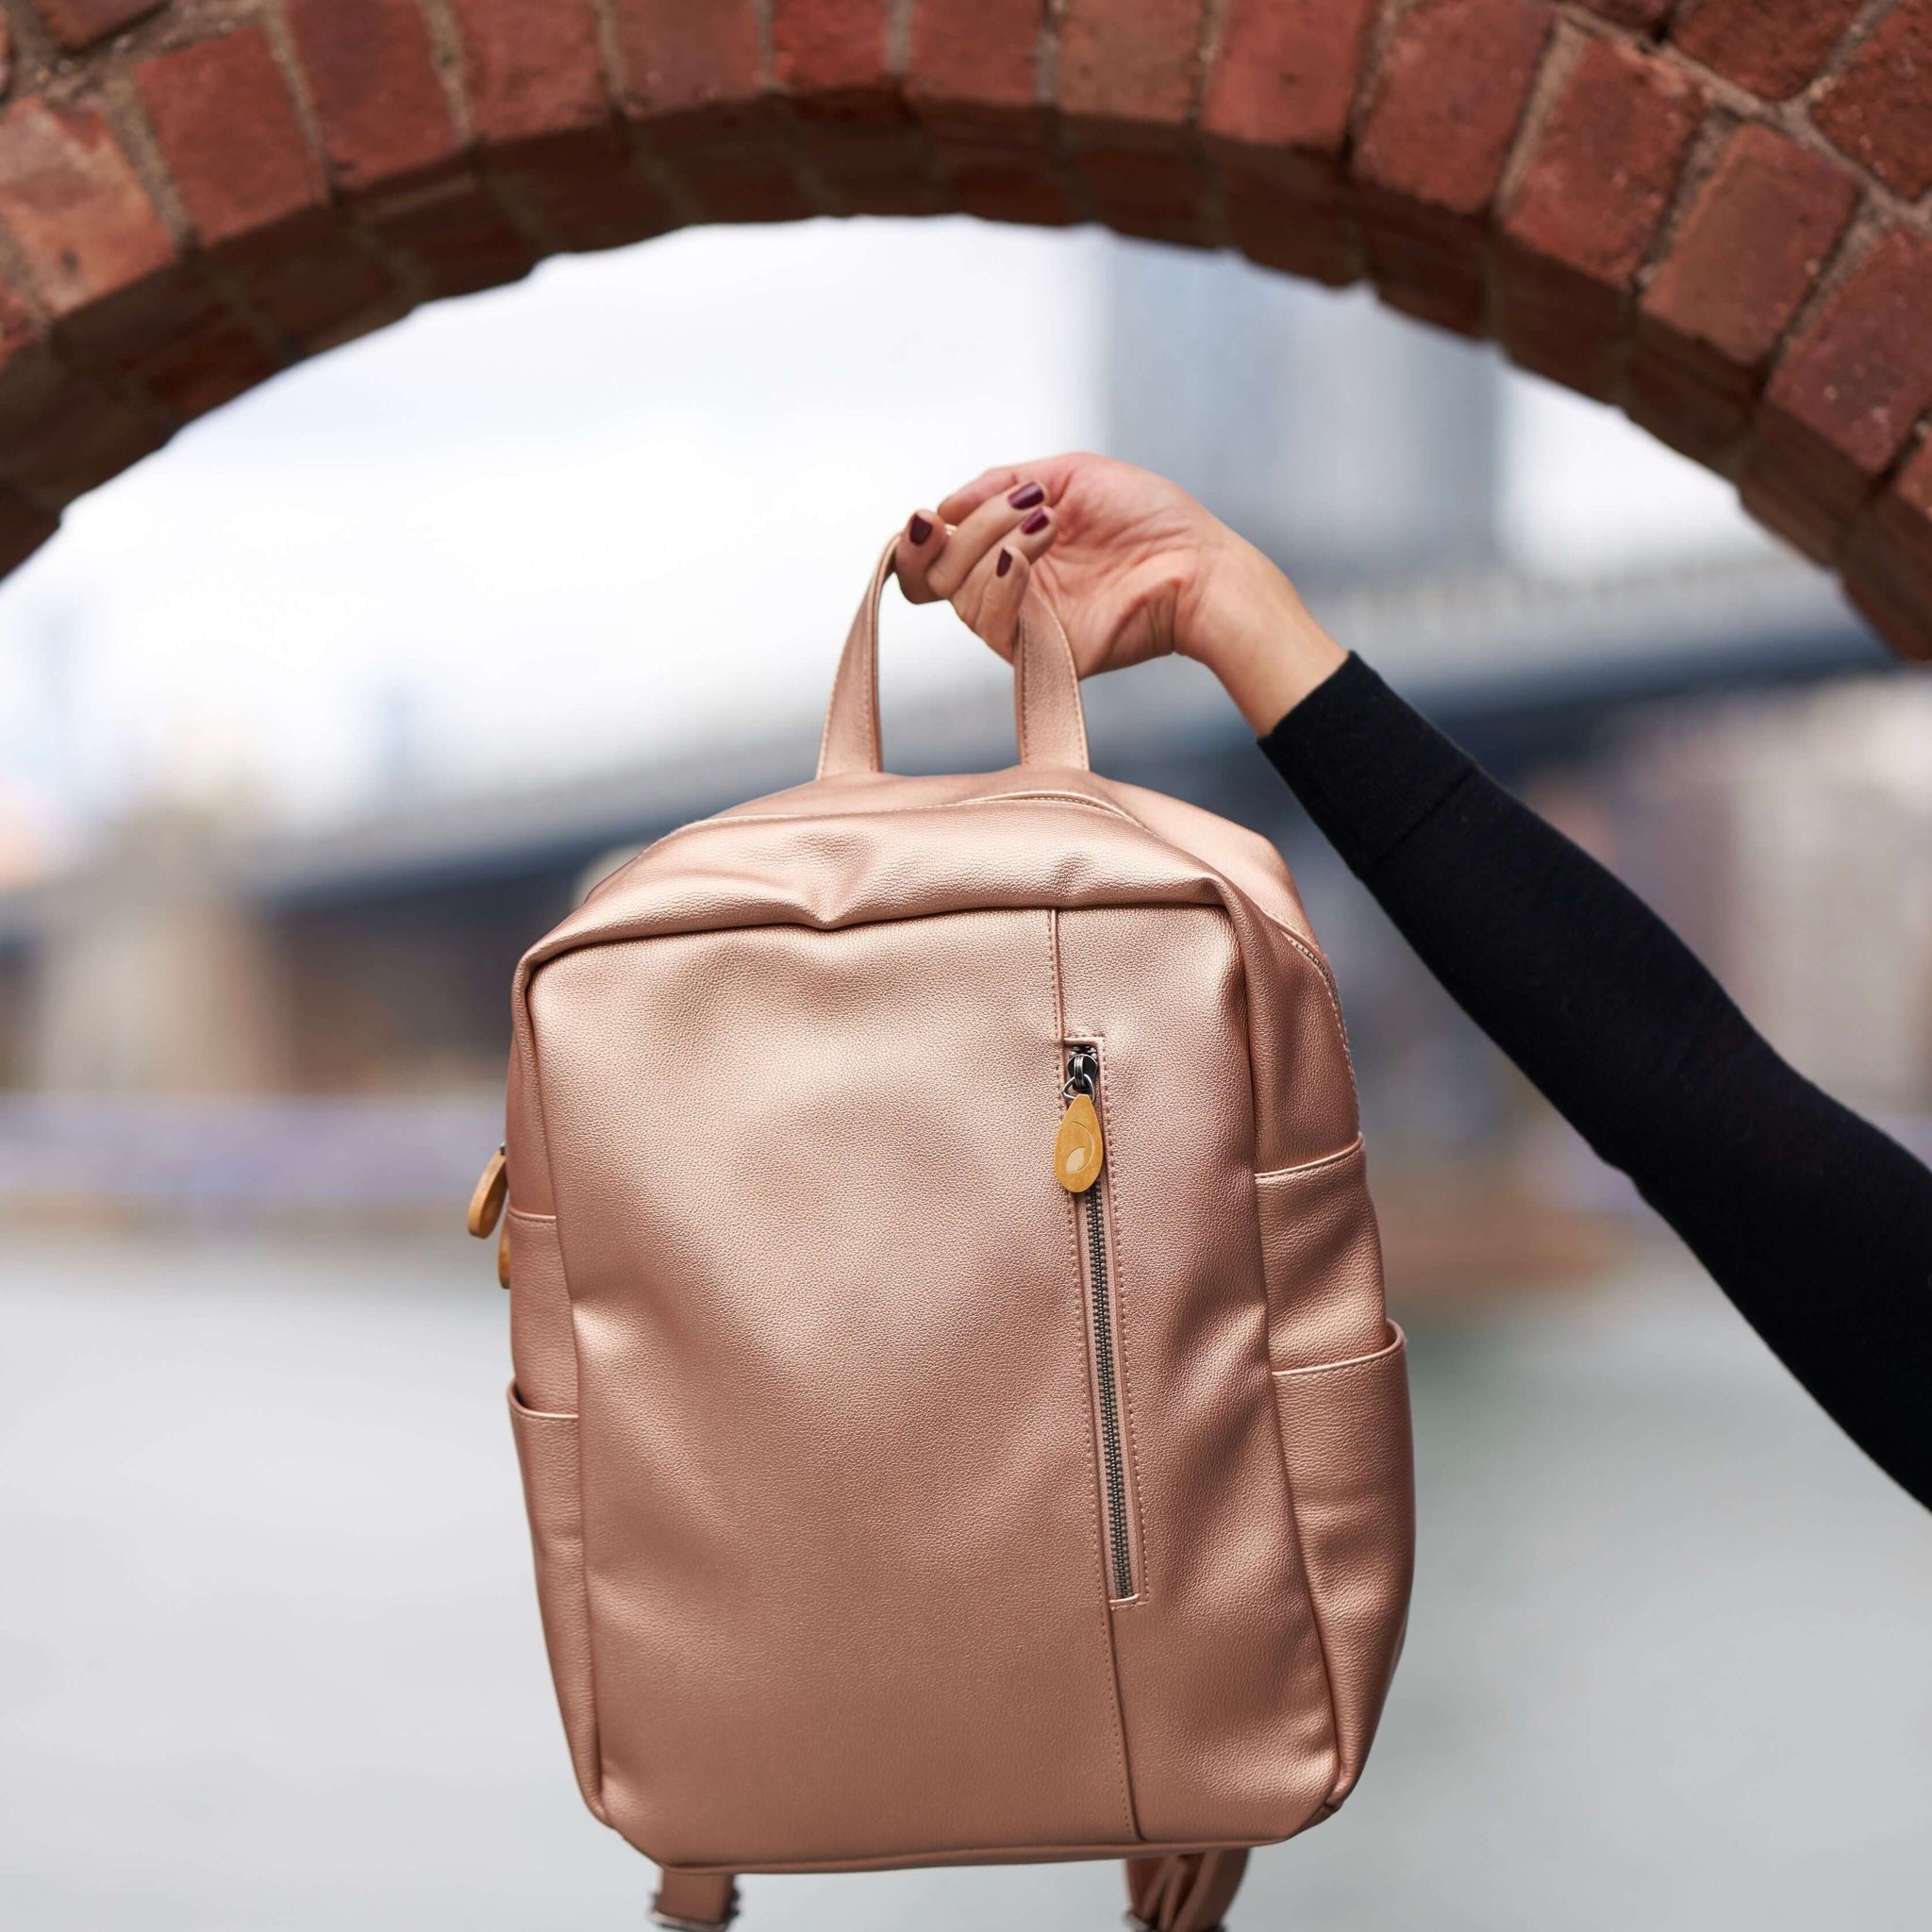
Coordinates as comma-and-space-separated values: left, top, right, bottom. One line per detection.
1256, 655, 1932, 1509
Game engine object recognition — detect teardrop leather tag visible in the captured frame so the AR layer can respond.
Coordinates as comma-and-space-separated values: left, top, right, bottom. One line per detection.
467, 1145, 508, 1239
1055, 1092, 1104, 1193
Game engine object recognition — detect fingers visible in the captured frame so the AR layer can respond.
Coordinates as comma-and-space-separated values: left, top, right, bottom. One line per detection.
895, 509, 945, 604
951, 507, 1058, 661
937, 456, 1077, 525
972, 545, 1032, 662
925, 483, 1054, 602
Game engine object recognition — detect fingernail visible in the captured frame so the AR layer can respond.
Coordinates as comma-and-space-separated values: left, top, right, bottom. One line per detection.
907, 513, 932, 543
996, 548, 1014, 578
1008, 483, 1045, 509
1021, 508, 1050, 535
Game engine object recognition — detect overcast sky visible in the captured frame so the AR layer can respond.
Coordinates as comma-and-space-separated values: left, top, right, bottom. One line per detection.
0, 216, 1773, 867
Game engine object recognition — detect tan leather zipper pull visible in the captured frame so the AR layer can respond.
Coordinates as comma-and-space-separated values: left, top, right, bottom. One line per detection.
1056, 1050, 1106, 1194
468, 1145, 508, 1239
1056, 1091, 1104, 1192
497, 1220, 512, 1291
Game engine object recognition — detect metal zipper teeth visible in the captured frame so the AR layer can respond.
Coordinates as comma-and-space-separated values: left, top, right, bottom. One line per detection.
1086, 1180, 1134, 1601
1067, 1048, 1133, 1603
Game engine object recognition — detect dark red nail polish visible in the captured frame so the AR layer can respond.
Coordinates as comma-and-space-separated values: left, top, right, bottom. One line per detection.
907, 513, 932, 543
996, 548, 1013, 577
1021, 508, 1050, 535
1008, 483, 1045, 509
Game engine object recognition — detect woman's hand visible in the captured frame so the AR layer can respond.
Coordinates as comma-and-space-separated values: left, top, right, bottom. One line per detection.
894, 453, 1346, 732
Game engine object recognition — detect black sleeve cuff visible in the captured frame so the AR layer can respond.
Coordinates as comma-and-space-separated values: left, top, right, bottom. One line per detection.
1257, 654, 1475, 877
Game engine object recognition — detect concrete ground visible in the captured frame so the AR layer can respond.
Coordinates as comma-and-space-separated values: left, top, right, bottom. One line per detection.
4, 1230, 1929, 1931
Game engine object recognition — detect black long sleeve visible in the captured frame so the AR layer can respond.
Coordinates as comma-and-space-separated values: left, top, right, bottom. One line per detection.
1260, 654, 1932, 1511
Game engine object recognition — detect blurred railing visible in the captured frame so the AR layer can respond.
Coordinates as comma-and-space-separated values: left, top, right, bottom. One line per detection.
0, 1091, 502, 1225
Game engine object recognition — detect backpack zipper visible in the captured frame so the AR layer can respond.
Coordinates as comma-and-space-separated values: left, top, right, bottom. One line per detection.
1059, 1047, 1135, 1602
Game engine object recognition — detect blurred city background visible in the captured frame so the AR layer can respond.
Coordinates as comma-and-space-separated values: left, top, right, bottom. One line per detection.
4, 218, 1929, 1927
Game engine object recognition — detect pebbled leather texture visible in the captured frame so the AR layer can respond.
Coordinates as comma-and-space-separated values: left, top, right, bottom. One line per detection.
498, 547, 1413, 1908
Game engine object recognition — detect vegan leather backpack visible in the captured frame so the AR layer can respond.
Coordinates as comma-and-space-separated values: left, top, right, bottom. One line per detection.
468, 539, 1415, 1931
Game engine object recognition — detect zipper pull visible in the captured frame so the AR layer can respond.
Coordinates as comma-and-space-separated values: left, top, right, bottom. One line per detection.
468, 1145, 508, 1239
1056, 1051, 1104, 1193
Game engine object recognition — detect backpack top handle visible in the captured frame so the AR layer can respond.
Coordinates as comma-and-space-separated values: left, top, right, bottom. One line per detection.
817, 534, 1092, 779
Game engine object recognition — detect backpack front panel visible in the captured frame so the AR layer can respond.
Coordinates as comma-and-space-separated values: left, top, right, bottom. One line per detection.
532, 908, 1141, 1869
524, 894, 1340, 1870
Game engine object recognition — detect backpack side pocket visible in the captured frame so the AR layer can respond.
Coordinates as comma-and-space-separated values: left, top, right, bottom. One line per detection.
1272, 1325, 1414, 1807
508, 1387, 606, 1822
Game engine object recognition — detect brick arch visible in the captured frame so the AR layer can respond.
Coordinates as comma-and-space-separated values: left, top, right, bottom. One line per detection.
0, 1, 1929, 659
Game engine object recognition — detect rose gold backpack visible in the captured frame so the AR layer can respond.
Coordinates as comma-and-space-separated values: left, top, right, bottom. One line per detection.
469, 541, 1414, 1932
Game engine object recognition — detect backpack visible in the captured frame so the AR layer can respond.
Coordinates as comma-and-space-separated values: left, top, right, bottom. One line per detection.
468, 539, 1415, 1931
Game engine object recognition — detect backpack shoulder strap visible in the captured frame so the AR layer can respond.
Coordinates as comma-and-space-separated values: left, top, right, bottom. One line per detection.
651, 1869, 738, 1929
651, 1851, 1247, 1930
1125, 1850, 1249, 1932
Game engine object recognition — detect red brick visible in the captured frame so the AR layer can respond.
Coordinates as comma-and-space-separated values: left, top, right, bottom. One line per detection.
608, 2, 804, 223
1876, 431, 1932, 575
495, 126, 675, 252
794, 115, 937, 220
219, 212, 400, 347
29, 0, 163, 54
1495, 38, 1703, 397
286, 0, 463, 196
135, 31, 327, 251
1356, 0, 1554, 212
1222, 150, 1360, 286
363, 168, 536, 298
1353, 0, 1556, 334
0, 99, 175, 319
1672, 0, 1861, 103
773, 3, 936, 218
0, 18, 14, 96
1742, 229, 1932, 555
0, 283, 65, 454
610, 0, 764, 113
1058, 0, 1214, 244
935, 152, 1077, 226
0, 281, 41, 369
1642, 127, 1860, 371
1813, 0, 1932, 201
445, 0, 672, 250
1581, 0, 1670, 26
772, 0, 891, 96
1201, 0, 1374, 284
646, 103, 810, 224
913, 113, 1074, 229
908, 1, 1070, 225
451, 0, 610, 144
0, 287, 167, 502
908, 0, 1042, 113
1058, 0, 1209, 127
1842, 576, 1932, 660
1841, 450, 1932, 658
1504, 42, 1703, 287
1630, 125, 1858, 458
1082, 142, 1215, 245
0, 484, 58, 577
1202, 0, 1375, 155
95, 286, 280, 421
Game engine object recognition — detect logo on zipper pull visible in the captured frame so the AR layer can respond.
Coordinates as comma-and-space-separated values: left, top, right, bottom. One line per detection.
1056, 1050, 1104, 1193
